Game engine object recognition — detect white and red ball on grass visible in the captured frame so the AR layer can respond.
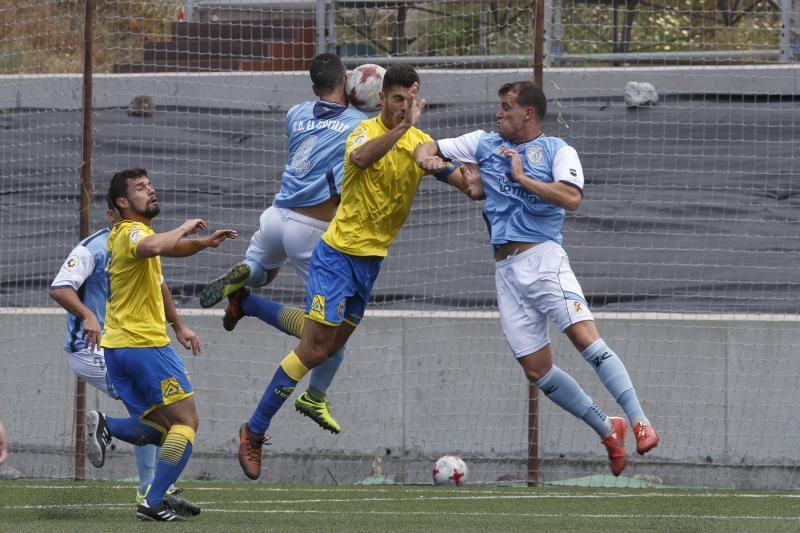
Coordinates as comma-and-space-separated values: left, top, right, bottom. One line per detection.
432, 455, 469, 486
346, 63, 386, 113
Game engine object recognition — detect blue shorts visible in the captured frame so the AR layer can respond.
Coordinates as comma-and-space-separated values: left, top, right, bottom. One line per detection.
104, 345, 193, 419
305, 240, 383, 326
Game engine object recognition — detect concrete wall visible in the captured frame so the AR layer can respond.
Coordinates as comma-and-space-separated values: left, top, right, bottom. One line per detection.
2, 65, 799, 112
2, 310, 799, 488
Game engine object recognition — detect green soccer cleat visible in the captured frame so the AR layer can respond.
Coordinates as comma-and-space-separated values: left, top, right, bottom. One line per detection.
199, 262, 251, 309
294, 391, 341, 434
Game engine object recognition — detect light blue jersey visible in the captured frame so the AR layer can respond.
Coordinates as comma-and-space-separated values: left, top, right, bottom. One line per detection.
273, 100, 367, 208
50, 228, 110, 353
438, 131, 585, 246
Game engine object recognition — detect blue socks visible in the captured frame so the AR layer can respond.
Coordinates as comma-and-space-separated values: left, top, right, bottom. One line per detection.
146, 425, 195, 508
240, 293, 344, 396
106, 416, 165, 446
581, 338, 648, 426
535, 365, 612, 437
248, 351, 310, 435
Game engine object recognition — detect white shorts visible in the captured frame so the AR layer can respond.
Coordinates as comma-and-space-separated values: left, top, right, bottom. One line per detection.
245, 205, 329, 283
67, 348, 119, 399
495, 241, 594, 357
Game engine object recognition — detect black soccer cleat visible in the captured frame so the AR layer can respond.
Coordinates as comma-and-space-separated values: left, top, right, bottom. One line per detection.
165, 487, 201, 517
86, 410, 111, 468
136, 499, 186, 521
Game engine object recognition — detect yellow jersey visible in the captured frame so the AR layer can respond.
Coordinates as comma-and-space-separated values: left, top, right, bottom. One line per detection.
322, 116, 432, 257
101, 220, 170, 348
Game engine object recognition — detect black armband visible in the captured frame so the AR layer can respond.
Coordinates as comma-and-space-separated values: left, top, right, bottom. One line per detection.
433, 161, 460, 183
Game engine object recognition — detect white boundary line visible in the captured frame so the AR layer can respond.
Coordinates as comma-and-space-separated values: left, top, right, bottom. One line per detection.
10, 485, 800, 498
3, 307, 800, 322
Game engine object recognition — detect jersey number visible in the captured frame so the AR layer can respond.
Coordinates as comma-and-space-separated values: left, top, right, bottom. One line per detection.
289, 135, 317, 177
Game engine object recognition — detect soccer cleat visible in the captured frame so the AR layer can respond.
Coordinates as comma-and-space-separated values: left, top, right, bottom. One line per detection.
86, 410, 111, 468
600, 416, 627, 477
633, 422, 660, 456
238, 423, 270, 480
135, 486, 149, 505
166, 487, 201, 517
294, 391, 341, 434
223, 288, 250, 332
136, 499, 185, 522
199, 262, 251, 309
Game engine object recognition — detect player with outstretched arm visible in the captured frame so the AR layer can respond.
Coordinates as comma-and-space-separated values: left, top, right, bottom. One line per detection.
235, 64, 479, 480
414, 81, 659, 476
86, 168, 237, 521
49, 209, 200, 514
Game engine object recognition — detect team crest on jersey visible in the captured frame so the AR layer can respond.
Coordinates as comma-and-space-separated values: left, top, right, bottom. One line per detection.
336, 299, 346, 320
526, 146, 544, 165
310, 294, 325, 321
160, 377, 185, 400
129, 229, 145, 244
352, 133, 368, 146
66, 256, 78, 269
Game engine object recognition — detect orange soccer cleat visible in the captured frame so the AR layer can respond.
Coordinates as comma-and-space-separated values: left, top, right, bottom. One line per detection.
238, 423, 269, 480
633, 422, 660, 456
601, 416, 627, 476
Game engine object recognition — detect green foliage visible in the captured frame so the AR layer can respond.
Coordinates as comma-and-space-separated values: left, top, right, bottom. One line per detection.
0, 0, 181, 74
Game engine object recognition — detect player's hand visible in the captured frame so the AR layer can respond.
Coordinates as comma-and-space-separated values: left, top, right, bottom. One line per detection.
461, 163, 486, 200
203, 229, 238, 248
402, 82, 427, 128
81, 314, 102, 352
180, 219, 207, 236
0, 419, 8, 464
501, 148, 526, 182
417, 155, 446, 173
174, 324, 201, 356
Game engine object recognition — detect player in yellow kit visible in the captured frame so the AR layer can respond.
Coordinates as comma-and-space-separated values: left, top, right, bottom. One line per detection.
236, 64, 473, 480
86, 168, 237, 521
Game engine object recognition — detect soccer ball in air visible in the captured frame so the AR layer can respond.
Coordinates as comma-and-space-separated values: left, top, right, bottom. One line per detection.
346, 63, 386, 113
432, 455, 468, 486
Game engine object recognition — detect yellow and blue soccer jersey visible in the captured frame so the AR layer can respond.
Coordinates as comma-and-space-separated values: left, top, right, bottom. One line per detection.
101, 220, 170, 348
50, 227, 110, 353
322, 116, 433, 257
273, 101, 367, 208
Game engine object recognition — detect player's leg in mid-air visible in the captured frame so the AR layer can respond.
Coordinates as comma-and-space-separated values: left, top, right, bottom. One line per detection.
495, 243, 630, 476
203, 207, 346, 433
238, 241, 381, 479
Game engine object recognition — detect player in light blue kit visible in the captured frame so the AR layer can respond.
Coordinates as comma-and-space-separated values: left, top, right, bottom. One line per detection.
415, 81, 660, 477
49, 213, 199, 514
198, 53, 367, 435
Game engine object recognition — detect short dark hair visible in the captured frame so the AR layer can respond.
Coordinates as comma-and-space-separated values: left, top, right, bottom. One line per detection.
382, 64, 419, 92
498, 81, 547, 120
309, 53, 346, 95
107, 168, 147, 211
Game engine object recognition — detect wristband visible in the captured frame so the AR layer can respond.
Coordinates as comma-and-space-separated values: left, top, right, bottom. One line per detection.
433, 161, 460, 183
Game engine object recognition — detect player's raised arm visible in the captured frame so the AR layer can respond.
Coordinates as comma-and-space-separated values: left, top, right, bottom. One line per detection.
348, 82, 426, 169
414, 140, 485, 201
136, 222, 238, 258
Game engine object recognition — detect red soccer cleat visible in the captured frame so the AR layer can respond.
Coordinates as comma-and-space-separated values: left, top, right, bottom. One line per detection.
601, 416, 627, 476
238, 423, 268, 480
633, 422, 660, 455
